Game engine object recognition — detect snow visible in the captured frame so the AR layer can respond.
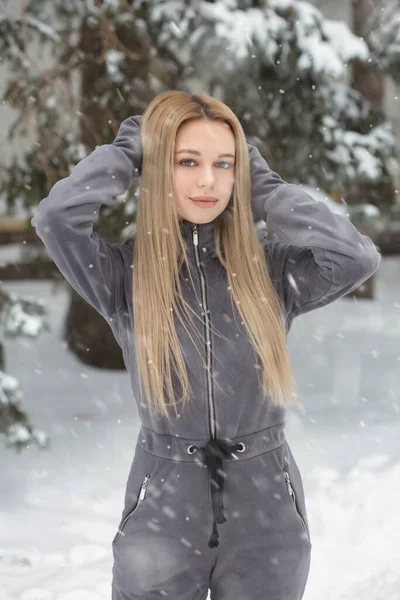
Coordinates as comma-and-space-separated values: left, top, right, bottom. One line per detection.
104, 50, 125, 84
25, 16, 61, 43
0, 253, 399, 599
321, 19, 369, 64
297, 34, 345, 78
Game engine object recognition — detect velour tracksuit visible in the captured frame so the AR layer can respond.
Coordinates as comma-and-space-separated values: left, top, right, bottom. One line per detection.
31, 115, 381, 599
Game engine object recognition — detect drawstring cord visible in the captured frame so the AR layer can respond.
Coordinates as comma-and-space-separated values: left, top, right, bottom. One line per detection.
187, 438, 245, 548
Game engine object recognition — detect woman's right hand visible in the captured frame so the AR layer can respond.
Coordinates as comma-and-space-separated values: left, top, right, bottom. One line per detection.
112, 115, 143, 174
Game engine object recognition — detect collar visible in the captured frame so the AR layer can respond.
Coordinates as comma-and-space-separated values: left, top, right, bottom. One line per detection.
179, 218, 219, 258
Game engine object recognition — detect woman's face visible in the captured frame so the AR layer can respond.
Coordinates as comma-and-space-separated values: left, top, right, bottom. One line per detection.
173, 119, 236, 224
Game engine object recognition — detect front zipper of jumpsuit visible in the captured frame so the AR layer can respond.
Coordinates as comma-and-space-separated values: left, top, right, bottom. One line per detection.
191, 223, 216, 439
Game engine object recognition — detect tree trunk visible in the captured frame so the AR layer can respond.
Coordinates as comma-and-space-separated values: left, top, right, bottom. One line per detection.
348, 0, 386, 300
63, 11, 150, 368
64, 288, 126, 369
351, 0, 385, 108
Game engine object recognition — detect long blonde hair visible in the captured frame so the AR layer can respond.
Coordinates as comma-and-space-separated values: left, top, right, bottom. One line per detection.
133, 90, 299, 421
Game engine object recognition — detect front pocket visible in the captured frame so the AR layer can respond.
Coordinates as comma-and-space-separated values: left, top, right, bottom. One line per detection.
113, 473, 151, 544
282, 469, 311, 547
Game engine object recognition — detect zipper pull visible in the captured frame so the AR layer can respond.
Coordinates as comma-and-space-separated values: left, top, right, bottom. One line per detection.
283, 470, 294, 496
192, 224, 198, 247
139, 474, 151, 500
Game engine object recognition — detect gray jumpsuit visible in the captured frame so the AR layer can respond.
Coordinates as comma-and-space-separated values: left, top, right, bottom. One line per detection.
31, 116, 381, 599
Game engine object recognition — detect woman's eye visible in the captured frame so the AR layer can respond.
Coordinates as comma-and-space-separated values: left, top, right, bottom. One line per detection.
179, 159, 232, 169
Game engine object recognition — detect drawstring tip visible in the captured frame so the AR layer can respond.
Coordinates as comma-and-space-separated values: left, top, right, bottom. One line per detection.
208, 522, 220, 548
208, 533, 219, 548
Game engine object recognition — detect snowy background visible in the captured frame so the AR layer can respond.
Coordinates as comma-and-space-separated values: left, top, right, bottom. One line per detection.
0, 249, 399, 600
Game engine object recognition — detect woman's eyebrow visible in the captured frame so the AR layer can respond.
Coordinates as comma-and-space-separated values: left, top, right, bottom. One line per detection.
176, 148, 235, 159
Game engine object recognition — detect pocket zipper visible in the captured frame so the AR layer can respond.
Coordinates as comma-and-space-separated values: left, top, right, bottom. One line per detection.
282, 469, 311, 546
113, 473, 151, 544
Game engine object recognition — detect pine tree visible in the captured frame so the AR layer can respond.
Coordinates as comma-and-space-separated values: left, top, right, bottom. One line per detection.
0, 286, 50, 450
367, 0, 400, 84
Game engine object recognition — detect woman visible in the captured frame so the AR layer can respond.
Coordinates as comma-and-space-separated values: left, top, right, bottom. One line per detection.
32, 90, 381, 600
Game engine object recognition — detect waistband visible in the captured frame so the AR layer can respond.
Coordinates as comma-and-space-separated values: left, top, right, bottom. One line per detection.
136, 423, 286, 549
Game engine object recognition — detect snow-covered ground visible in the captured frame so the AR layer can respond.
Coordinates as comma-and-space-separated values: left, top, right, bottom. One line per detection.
0, 254, 399, 600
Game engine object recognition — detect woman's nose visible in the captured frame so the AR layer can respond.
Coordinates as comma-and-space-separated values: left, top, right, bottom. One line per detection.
196, 168, 216, 187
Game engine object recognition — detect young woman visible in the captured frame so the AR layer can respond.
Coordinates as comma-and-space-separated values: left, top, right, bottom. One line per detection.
32, 90, 381, 600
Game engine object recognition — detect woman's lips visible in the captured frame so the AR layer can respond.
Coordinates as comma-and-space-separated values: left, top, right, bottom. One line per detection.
191, 199, 217, 208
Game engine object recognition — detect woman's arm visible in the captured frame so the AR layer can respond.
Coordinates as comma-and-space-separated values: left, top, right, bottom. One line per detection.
247, 143, 381, 318
31, 115, 143, 321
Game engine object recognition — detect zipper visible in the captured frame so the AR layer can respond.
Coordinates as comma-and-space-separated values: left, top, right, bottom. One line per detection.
191, 223, 215, 439
282, 470, 311, 546
113, 474, 151, 544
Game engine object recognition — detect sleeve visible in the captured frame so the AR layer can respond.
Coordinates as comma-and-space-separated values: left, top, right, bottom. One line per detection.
31, 115, 143, 321
247, 143, 382, 319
